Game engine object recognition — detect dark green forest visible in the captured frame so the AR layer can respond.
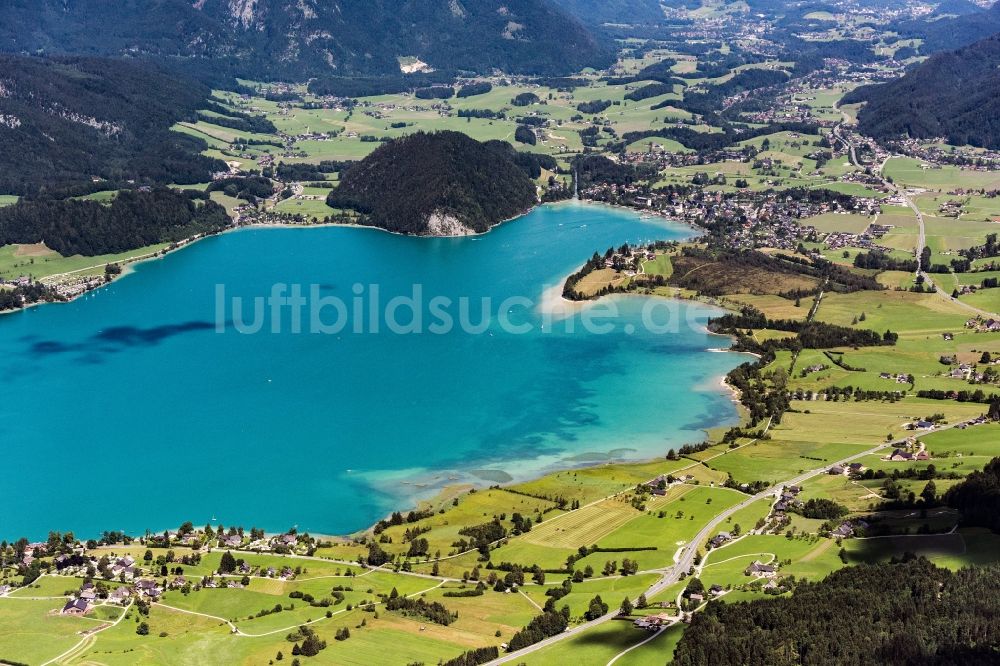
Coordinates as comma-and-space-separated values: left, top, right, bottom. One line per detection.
0, 189, 230, 256
327, 132, 538, 235
674, 559, 1000, 666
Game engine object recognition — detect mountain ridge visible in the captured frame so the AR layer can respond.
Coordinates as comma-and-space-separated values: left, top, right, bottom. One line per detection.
0, 0, 611, 81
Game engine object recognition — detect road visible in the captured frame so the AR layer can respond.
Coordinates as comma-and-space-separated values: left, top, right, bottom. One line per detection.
890, 164, 997, 318
834, 122, 998, 319
486, 419, 968, 665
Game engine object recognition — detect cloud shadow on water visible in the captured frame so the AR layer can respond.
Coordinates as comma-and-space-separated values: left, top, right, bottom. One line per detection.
28, 321, 216, 359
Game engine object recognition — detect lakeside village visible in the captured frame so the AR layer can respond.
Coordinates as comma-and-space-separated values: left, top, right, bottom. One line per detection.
0, 528, 340, 618
583, 137, 995, 257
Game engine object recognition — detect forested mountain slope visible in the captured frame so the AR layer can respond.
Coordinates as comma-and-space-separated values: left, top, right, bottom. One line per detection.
549, 0, 666, 25
845, 34, 1000, 149
893, 2, 1000, 53
327, 132, 538, 235
0, 56, 221, 196
0, 0, 610, 80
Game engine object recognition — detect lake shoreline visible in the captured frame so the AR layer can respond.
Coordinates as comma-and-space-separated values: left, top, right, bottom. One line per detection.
2, 200, 747, 542
3, 197, 693, 316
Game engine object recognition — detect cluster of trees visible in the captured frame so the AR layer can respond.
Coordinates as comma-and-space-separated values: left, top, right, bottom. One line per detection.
456, 82, 492, 98
515, 125, 537, 145
384, 588, 456, 626
442, 646, 500, 666
961, 233, 1000, 262
457, 108, 505, 119
853, 250, 918, 272
624, 82, 675, 102
414, 86, 455, 100
790, 498, 849, 520
582, 594, 609, 620
372, 509, 434, 535
0, 188, 230, 256
576, 99, 613, 114
674, 558, 1000, 665
511, 92, 541, 106
288, 625, 328, 656
455, 519, 508, 555
327, 132, 537, 235
507, 610, 569, 652
0, 56, 222, 196
206, 176, 273, 203
274, 162, 342, 182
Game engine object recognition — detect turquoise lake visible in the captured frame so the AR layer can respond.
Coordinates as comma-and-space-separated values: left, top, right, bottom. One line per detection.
0, 201, 746, 540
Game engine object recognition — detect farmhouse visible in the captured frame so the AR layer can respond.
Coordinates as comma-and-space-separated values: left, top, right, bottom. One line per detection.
709, 531, 732, 548
747, 561, 776, 577
645, 475, 671, 496
832, 523, 854, 538
633, 612, 672, 631
134, 579, 162, 598
61, 598, 91, 615
221, 534, 242, 548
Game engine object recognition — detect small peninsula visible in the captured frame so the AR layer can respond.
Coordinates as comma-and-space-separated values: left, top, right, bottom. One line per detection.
326, 131, 542, 236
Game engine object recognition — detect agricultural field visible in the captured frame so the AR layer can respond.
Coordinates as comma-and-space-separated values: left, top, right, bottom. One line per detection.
802, 211, 873, 234
0, 242, 172, 283
883, 157, 1000, 191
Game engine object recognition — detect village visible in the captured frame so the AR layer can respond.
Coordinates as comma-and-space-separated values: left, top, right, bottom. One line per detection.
0, 529, 326, 619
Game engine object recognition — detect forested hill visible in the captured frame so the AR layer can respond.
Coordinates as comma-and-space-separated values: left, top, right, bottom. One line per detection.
845, 34, 1000, 150
0, 0, 610, 81
674, 559, 1000, 666
327, 132, 538, 236
0, 56, 222, 197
